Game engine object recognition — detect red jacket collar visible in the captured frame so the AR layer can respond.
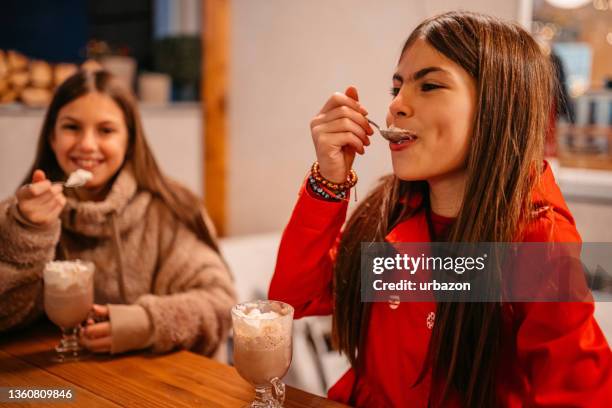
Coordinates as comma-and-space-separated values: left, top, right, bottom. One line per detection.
386, 160, 576, 243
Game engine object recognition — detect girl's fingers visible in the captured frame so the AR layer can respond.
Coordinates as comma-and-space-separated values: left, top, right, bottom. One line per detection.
319, 92, 368, 115
18, 192, 65, 226
32, 185, 64, 207
83, 322, 111, 339
320, 132, 365, 155
315, 118, 371, 146
16, 180, 51, 201
313, 106, 373, 136
92, 304, 110, 318
50, 183, 64, 195
21, 187, 65, 215
345, 86, 359, 102
341, 132, 366, 155
80, 335, 111, 353
27, 180, 54, 197
32, 169, 46, 183
47, 199, 67, 220
18, 171, 54, 200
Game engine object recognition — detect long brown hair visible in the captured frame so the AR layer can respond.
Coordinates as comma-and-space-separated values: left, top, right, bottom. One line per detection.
22, 69, 221, 254
333, 11, 553, 407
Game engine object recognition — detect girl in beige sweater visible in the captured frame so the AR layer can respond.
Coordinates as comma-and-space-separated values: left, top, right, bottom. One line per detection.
0, 69, 236, 356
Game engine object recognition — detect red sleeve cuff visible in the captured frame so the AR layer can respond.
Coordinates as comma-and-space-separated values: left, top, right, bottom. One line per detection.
292, 180, 348, 232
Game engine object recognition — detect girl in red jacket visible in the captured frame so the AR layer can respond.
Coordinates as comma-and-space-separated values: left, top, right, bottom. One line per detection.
269, 11, 611, 407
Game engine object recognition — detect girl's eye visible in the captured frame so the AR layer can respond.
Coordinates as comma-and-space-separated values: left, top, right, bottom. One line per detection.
100, 128, 115, 134
62, 124, 79, 131
421, 83, 442, 92
389, 87, 400, 97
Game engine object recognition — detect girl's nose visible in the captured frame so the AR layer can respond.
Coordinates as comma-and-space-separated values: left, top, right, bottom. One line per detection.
388, 92, 412, 120
78, 130, 97, 151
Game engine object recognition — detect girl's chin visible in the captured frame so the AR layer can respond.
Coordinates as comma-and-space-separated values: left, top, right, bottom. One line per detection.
82, 180, 110, 191
395, 175, 426, 182
392, 166, 426, 181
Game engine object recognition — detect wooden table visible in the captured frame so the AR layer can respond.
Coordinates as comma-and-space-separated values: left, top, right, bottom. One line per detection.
0, 320, 349, 407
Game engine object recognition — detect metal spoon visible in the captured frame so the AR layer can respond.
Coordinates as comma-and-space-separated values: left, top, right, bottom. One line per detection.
366, 119, 414, 143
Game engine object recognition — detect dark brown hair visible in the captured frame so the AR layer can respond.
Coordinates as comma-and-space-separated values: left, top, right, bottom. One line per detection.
22, 69, 221, 253
333, 11, 552, 407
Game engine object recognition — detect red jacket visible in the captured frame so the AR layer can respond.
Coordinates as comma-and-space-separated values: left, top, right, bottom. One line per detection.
269, 162, 612, 407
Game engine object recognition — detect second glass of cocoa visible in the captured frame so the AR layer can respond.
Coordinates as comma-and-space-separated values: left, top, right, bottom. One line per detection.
231, 300, 294, 408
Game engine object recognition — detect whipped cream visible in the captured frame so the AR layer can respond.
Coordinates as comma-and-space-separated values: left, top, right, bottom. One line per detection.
388, 125, 410, 133
235, 308, 281, 320
233, 305, 289, 336
43, 261, 93, 291
65, 169, 93, 188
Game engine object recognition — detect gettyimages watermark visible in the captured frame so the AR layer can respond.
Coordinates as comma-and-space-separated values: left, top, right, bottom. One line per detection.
361, 242, 612, 302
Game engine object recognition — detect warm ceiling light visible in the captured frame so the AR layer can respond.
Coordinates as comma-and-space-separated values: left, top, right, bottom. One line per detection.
545, 0, 591, 8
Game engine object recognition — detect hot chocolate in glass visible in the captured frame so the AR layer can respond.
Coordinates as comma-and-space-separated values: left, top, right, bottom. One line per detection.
232, 300, 293, 407
43, 260, 94, 362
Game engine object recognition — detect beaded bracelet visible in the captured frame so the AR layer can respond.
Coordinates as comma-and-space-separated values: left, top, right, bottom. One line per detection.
310, 161, 357, 192
308, 174, 347, 201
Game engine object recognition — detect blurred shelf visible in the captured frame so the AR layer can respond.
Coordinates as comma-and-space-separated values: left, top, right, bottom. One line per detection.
559, 155, 612, 171
0, 102, 201, 117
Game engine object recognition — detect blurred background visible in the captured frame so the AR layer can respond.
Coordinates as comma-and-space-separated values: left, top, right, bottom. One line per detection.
0, 0, 610, 397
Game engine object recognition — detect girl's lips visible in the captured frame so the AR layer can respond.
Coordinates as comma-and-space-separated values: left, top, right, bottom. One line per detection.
70, 158, 103, 170
389, 138, 418, 151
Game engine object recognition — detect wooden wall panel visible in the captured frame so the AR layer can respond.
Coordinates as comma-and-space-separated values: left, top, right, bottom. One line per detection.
202, 0, 229, 236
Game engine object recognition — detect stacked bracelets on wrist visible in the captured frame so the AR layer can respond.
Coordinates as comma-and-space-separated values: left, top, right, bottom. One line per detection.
308, 161, 358, 202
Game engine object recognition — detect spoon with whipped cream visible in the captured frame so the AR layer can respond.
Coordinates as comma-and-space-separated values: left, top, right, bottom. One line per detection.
367, 119, 417, 143
64, 169, 93, 188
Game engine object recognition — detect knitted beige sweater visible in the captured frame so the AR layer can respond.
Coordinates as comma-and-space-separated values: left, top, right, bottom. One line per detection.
0, 166, 236, 356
